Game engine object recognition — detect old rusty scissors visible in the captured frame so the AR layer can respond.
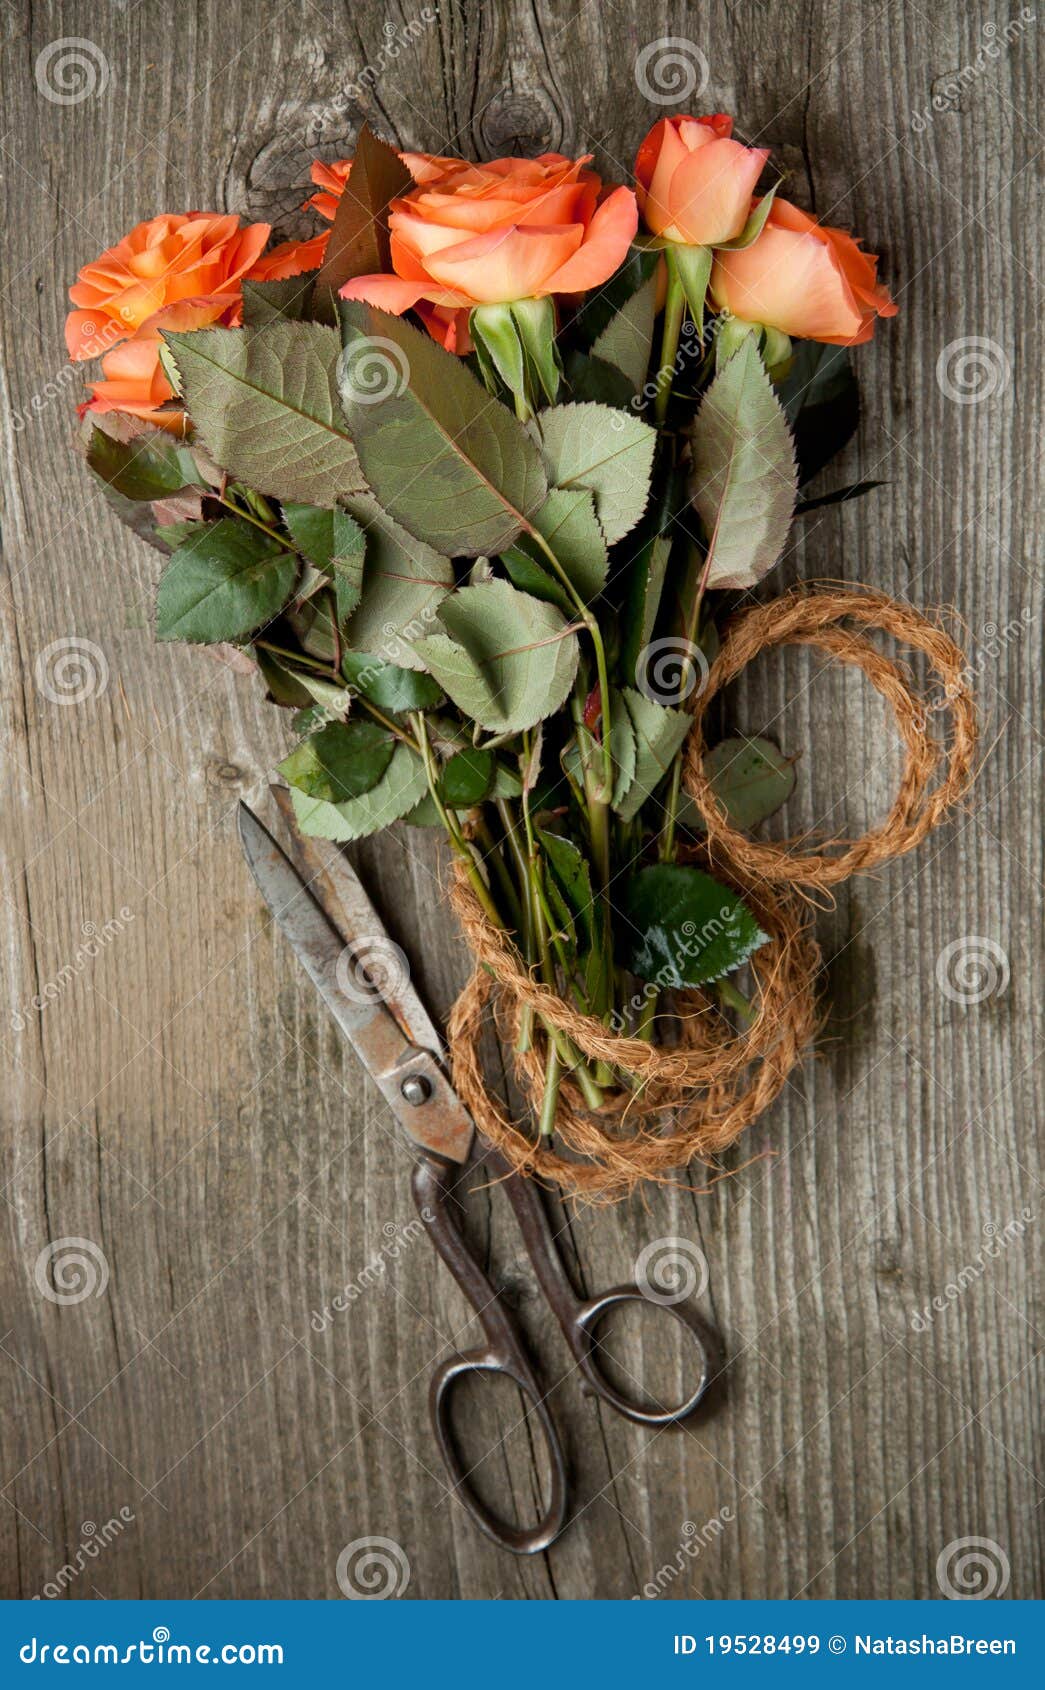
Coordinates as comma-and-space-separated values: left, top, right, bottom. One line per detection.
238, 799, 715, 1555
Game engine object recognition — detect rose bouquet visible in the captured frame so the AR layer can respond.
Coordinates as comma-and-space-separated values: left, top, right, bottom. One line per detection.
68, 118, 972, 1199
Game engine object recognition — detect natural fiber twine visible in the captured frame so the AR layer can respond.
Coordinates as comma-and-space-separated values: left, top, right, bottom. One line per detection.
446, 587, 978, 1203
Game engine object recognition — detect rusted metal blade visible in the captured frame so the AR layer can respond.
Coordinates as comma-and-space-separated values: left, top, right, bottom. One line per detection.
237, 803, 474, 1165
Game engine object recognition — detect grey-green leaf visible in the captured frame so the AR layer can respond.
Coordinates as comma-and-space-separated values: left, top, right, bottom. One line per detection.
340, 650, 443, 713
705, 736, 796, 828
536, 402, 656, 545
528, 487, 608, 601
338, 302, 547, 556
412, 579, 579, 734
282, 501, 366, 621
688, 336, 798, 589
278, 720, 394, 803
156, 519, 297, 644
290, 742, 428, 841
161, 323, 366, 508
620, 864, 769, 987
590, 274, 657, 394
340, 492, 454, 672
439, 747, 495, 807
86, 427, 204, 502
613, 687, 691, 823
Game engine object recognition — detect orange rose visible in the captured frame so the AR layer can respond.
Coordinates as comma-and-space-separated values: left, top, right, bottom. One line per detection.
81, 297, 242, 433
339, 154, 638, 344
710, 198, 898, 345
635, 115, 769, 247
65, 212, 270, 362
247, 233, 330, 281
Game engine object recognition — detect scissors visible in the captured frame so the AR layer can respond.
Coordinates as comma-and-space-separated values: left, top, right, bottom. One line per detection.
238, 797, 716, 1555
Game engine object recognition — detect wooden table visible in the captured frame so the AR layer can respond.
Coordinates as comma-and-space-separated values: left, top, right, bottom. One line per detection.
1, 0, 1041, 1601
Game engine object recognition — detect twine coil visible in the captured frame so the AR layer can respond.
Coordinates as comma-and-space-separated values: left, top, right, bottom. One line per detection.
446, 587, 978, 1202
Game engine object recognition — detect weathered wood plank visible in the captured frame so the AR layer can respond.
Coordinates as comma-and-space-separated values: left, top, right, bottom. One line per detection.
0, 0, 1041, 1601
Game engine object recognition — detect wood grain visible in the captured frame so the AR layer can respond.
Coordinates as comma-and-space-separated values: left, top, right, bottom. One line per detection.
0, 0, 1041, 1600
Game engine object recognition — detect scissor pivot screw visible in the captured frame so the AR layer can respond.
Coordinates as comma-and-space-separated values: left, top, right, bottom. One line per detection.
401, 1073, 432, 1106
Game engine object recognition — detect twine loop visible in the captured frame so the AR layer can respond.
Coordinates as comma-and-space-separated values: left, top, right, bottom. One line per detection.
445, 588, 978, 1201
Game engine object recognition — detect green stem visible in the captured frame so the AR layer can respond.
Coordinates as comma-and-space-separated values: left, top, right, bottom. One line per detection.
412, 712, 502, 931
528, 530, 614, 803
658, 541, 715, 865
538, 1043, 562, 1140
653, 261, 686, 428
218, 493, 296, 552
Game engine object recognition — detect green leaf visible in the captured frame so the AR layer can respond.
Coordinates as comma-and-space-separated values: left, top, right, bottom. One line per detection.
536, 402, 656, 545
613, 687, 691, 823
620, 864, 769, 987
590, 274, 657, 394
339, 492, 453, 673
572, 247, 660, 345
794, 480, 885, 515
705, 736, 796, 829
715, 185, 779, 251
537, 829, 597, 948
412, 578, 579, 735
253, 646, 315, 708
290, 742, 428, 841
500, 545, 574, 612
282, 501, 366, 621
340, 650, 443, 713
528, 487, 608, 602
439, 747, 495, 807
86, 427, 203, 501
315, 123, 413, 294
339, 303, 548, 557
609, 694, 638, 807
777, 340, 859, 484
156, 519, 297, 644
240, 274, 319, 327
161, 323, 366, 508
278, 719, 395, 803
688, 336, 797, 590
563, 350, 638, 409
621, 533, 672, 685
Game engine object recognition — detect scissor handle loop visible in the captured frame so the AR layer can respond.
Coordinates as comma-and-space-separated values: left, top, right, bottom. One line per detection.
571, 1287, 712, 1426
428, 1348, 567, 1556
412, 1153, 569, 1556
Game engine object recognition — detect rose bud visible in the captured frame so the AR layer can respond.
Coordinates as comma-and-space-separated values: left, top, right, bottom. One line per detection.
635, 115, 769, 247
710, 198, 898, 345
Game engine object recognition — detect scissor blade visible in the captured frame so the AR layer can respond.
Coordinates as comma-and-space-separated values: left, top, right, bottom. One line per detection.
237, 804, 473, 1165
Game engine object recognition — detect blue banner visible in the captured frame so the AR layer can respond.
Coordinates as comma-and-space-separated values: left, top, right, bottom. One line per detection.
1, 1600, 1038, 1684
